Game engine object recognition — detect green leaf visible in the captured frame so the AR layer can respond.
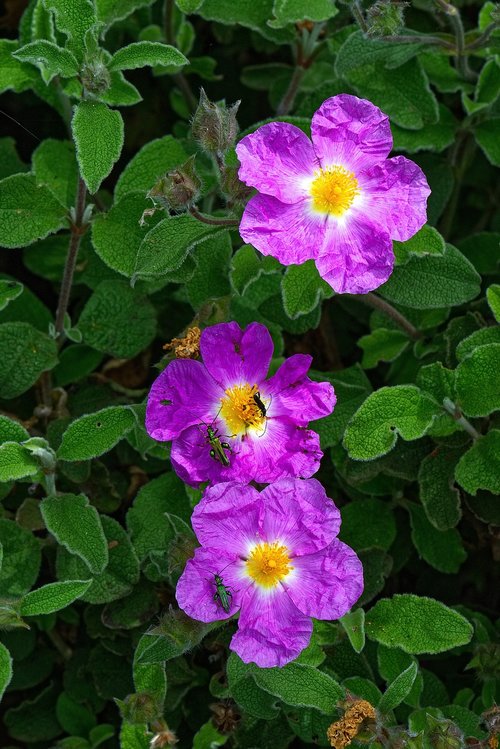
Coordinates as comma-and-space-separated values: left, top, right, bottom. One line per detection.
456, 326, 500, 361
392, 104, 456, 154
100, 68, 142, 107
0, 641, 13, 701
474, 117, 500, 166
0, 414, 29, 442
115, 135, 188, 200
340, 499, 396, 552
418, 447, 462, 530
407, 503, 466, 574
0, 39, 37, 94
20, 580, 92, 616
133, 215, 225, 281
455, 430, 500, 496
44, 0, 97, 60
0, 442, 39, 482
0, 173, 67, 248
281, 261, 333, 319
343, 385, 439, 460
32, 139, 77, 207
0, 279, 23, 311
96, 0, 156, 26
4, 682, 60, 741
230, 244, 280, 296
455, 343, 500, 417
12, 40, 79, 84
270, 0, 337, 28
0, 323, 58, 399
380, 243, 481, 309
176, 0, 203, 11
366, 594, 473, 654
119, 724, 150, 749
0, 137, 28, 179
72, 101, 124, 194
0, 518, 41, 597
78, 280, 155, 357
193, 721, 228, 748
359, 328, 409, 369
196, 0, 294, 43
336, 30, 425, 75
393, 224, 446, 264
56, 692, 96, 738
379, 662, 419, 714
487, 284, 500, 322
458, 231, 500, 275
57, 406, 137, 461
252, 663, 344, 713
186, 232, 231, 308
40, 493, 109, 574
137, 614, 218, 664
108, 42, 188, 72
56, 515, 139, 604
416, 362, 457, 437
340, 609, 365, 654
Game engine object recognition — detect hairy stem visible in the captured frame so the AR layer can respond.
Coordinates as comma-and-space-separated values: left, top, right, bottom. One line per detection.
351, 0, 368, 32
164, 0, 197, 113
380, 34, 454, 49
189, 206, 239, 227
54, 177, 87, 340
435, 0, 476, 80
349, 292, 422, 341
442, 397, 480, 440
276, 65, 306, 116
465, 21, 500, 51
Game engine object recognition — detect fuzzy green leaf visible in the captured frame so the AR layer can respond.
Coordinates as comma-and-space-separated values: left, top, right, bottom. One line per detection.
0, 414, 29, 442
0, 279, 23, 311
253, 662, 344, 713
359, 328, 409, 369
340, 499, 396, 552
418, 448, 462, 530
455, 430, 500, 496
186, 232, 231, 308
0, 173, 67, 248
380, 244, 481, 309
12, 40, 79, 84
366, 594, 473, 654
474, 117, 500, 166
270, 0, 337, 28
43, 0, 96, 60
20, 580, 92, 616
96, 0, 156, 26
407, 503, 466, 573
378, 662, 419, 714
32, 139, 77, 207
343, 385, 439, 460
115, 135, 188, 200
340, 609, 365, 654
0, 642, 13, 702
456, 327, 500, 361
0, 518, 41, 597
108, 41, 188, 72
0, 137, 28, 179
455, 343, 500, 417
40, 493, 109, 574
78, 280, 156, 358
392, 104, 456, 154
393, 224, 446, 264
0, 39, 37, 94
0, 323, 58, 399
57, 406, 137, 461
72, 101, 124, 194
486, 284, 500, 322
281, 261, 333, 319
0, 442, 39, 482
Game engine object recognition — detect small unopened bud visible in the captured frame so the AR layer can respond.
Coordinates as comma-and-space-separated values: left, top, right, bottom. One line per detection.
119, 692, 160, 724
80, 55, 111, 95
191, 88, 240, 156
366, 0, 408, 37
145, 156, 201, 219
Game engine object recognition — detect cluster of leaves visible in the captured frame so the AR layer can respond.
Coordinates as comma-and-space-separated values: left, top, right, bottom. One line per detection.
0, 0, 499, 747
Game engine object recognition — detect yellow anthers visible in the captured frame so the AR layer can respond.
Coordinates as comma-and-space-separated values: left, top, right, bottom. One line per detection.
220, 383, 265, 435
327, 700, 376, 749
246, 541, 293, 588
163, 326, 201, 359
310, 165, 359, 216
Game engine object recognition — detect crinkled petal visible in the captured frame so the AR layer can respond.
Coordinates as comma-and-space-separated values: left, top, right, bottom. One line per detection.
191, 482, 263, 556
236, 122, 317, 203
176, 546, 248, 622
260, 478, 341, 555
239, 193, 325, 265
359, 155, 430, 242
284, 539, 364, 620
231, 585, 312, 667
200, 321, 273, 390
145, 359, 222, 442
266, 354, 336, 425
315, 213, 394, 294
311, 94, 392, 172
170, 422, 241, 487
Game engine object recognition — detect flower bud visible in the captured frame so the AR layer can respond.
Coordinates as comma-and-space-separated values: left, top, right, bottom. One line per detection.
80, 55, 111, 95
146, 155, 201, 213
366, 0, 408, 37
119, 692, 160, 724
191, 88, 240, 156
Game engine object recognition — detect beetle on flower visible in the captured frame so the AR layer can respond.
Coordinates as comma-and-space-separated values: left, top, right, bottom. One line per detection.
145, 321, 335, 486
236, 94, 430, 295
176, 479, 364, 668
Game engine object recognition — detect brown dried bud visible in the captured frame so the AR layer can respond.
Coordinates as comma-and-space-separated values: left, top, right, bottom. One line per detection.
191, 88, 240, 156
210, 700, 241, 734
150, 729, 178, 748
146, 156, 201, 215
163, 326, 201, 359
327, 700, 377, 748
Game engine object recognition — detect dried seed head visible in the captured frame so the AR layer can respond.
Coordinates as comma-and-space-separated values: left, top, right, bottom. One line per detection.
327, 700, 377, 748
163, 326, 201, 359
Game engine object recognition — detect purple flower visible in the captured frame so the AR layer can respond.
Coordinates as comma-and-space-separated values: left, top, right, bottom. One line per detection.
176, 479, 363, 668
146, 321, 335, 486
236, 94, 430, 295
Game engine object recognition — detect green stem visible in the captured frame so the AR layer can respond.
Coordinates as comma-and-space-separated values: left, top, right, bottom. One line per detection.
189, 206, 239, 227
276, 65, 306, 116
380, 34, 454, 49
349, 293, 422, 341
465, 21, 500, 51
54, 177, 87, 340
439, 132, 476, 239
442, 397, 480, 440
351, 0, 368, 32
434, 0, 476, 80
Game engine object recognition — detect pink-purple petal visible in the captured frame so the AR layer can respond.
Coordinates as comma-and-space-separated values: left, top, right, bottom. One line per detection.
169, 422, 238, 487
311, 94, 392, 171
359, 155, 431, 242
145, 359, 222, 442
284, 539, 364, 620
236, 122, 317, 203
315, 214, 394, 294
260, 478, 341, 555
200, 321, 273, 390
266, 354, 336, 425
239, 193, 325, 265
176, 546, 246, 622
231, 585, 312, 667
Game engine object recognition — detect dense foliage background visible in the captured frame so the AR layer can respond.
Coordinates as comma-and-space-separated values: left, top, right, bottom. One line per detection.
0, 0, 499, 747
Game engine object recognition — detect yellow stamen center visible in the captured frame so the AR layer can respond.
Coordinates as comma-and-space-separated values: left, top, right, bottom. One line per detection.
220, 383, 265, 436
310, 165, 359, 216
246, 542, 293, 588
